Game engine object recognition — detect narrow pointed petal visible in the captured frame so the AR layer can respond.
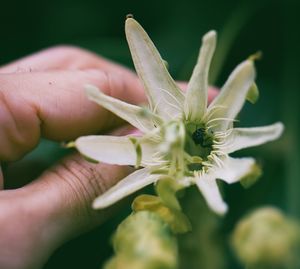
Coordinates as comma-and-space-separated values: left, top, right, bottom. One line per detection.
125, 18, 184, 120
222, 122, 284, 154
93, 168, 160, 209
195, 156, 255, 214
184, 31, 216, 122
195, 174, 228, 215
75, 135, 156, 166
214, 157, 256, 184
86, 85, 161, 132
206, 60, 255, 131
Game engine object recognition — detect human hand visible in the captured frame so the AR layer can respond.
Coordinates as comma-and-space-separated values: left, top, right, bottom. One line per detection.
0, 46, 218, 269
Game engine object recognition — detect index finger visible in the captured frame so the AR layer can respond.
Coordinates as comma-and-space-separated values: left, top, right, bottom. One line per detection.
0, 47, 145, 161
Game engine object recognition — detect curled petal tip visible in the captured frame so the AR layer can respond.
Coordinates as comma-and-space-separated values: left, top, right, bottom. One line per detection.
219, 205, 228, 216
84, 84, 100, 98
274, 122, 285, 137
248, 51, 263, 62
125, 16, 138, 29
92, 198, 103, 209
203, 30, 217, 42
240, 60, 256, 80
126, 14, 134, 20
244, 59, 255, 69
92, 200, 99, 209
211, 201, 228, 216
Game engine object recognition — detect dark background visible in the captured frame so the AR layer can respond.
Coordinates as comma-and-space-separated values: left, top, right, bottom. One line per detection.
1, 0, 299, 268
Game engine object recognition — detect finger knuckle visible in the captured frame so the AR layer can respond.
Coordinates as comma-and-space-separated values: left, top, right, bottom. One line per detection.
0, 89, 39, 161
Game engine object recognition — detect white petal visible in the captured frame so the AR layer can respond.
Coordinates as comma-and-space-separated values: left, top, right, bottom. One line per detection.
223, 122, 284, 154
75, 135, 156, 166
206, 60, 255, 131
184, 31, 216, 122
195, 173, 228, 215
85, 85, 161, 133
93, 168, 159, 209
195, 156, 256, 215
214, 156, 256, 184
125, 18, 184, 120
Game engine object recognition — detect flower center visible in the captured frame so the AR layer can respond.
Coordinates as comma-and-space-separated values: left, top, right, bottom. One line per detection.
157, 121, 217, 178
184, 123, 214, 171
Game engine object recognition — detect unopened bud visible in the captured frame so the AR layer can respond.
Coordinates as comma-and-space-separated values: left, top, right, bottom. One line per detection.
105, 211, 178, 269
231, 207, 300, 268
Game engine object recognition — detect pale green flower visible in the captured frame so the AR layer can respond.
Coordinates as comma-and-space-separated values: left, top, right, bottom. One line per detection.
75, 18, 283, 215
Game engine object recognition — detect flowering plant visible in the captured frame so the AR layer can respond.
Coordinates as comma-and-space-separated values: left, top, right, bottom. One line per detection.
75, 17, 283, 215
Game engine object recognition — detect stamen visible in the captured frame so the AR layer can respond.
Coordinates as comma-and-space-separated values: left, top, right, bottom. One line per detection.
206, 117, 237, 125
152, 99, 161, 114
164, 98, 181, 112
211, 150, 227, 156
203, 105, 227, 120
134, 116, 149, 132
159, 87, 182, 107
206, 123, 219, 130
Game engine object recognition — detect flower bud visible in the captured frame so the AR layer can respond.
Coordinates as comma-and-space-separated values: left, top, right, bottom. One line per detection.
105, 211, 178, 269
231, 207, 300, 268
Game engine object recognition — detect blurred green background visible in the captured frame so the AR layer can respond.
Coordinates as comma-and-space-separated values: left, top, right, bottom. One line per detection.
1, 0, 299, 268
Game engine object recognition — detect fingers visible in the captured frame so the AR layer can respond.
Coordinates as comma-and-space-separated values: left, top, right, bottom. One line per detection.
0, 126, 135, 269
0, 47, 146, 162
23, 153, 133, 247
0, 46, 132, 74
0, 70, 144, 161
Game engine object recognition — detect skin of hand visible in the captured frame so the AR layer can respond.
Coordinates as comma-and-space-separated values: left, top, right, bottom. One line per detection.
0, 46, 218, 269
